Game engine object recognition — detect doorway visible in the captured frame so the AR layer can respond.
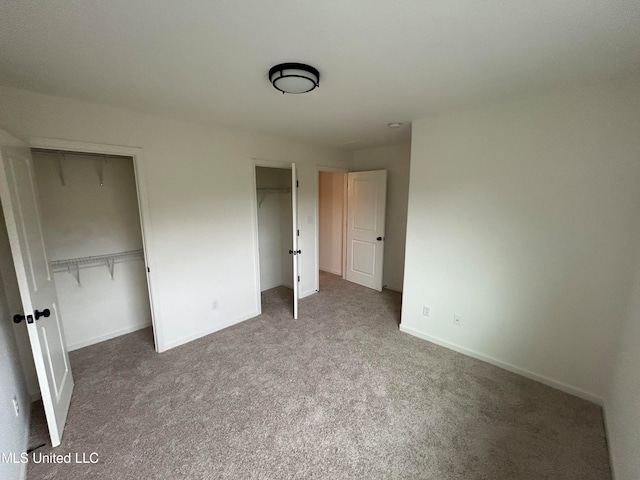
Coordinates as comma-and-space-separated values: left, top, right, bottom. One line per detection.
253, 163, 299, 318
0, 132, 158, 447
30, 148, 155, 351
318, 170, 347, 279
317, 168, 388, 292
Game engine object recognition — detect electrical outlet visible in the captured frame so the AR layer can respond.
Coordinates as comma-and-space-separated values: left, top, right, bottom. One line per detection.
453, 314, 462, 327
422, 305, 431, 317
12, 395, 19, 417
212, 300, 219, 311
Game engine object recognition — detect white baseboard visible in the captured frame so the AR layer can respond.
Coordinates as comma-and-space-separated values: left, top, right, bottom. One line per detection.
399, 324, 603, 405
601, 402, 617, 480
320, 268, 342, 276
67, 322, 152, 351
261, 281, 294, 292
384, 284, 403, 293
260, 281, 281, 291
159, 311, 260, 352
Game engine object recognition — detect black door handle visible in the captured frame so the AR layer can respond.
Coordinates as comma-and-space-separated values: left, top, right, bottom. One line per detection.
376, 237, 383, 241
34, 309, 50, 320
13, 313, 35, 324
288, 250, 302, 255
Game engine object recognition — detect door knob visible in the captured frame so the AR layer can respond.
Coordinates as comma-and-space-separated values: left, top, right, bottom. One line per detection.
376, 237, 383, 241
13, 314, 34, 324
34, 309, 50, 320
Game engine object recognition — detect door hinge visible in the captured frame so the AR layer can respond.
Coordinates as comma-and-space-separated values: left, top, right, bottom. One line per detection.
147, 267, 150, 273
296, 180, 299, 188
297, 229, 300, 236
297, 276, 300, 282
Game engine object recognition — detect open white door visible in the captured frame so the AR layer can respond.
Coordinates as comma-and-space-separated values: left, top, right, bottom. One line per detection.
0, 129, 74, 447
291, 163, 299, 319
345, 170, 387, 291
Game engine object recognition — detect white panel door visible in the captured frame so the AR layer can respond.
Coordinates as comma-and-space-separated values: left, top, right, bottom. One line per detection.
291, 163, 299, 319
346, 170, 387, 291
0, 129, 74, 447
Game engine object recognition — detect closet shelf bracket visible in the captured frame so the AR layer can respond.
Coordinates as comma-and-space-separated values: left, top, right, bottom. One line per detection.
96, 157, 106, 186
70, 264, 81, 286
56, 154, 66, 186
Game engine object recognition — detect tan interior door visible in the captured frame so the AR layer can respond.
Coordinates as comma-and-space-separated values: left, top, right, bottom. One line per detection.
0, 128, 74, 447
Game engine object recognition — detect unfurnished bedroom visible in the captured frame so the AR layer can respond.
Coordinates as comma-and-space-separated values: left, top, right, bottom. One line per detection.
0, 2, 639, 480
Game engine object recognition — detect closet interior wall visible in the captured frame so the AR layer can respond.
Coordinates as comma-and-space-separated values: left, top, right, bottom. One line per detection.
256, 167, 293, 292
32, 151, 152, 350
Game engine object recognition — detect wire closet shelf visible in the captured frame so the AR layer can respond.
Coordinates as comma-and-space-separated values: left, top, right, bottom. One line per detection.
256, 187, 291, 208
50, 249, 144, 286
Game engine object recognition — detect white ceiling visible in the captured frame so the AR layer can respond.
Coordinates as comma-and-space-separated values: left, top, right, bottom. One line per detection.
0, 1, 638, 150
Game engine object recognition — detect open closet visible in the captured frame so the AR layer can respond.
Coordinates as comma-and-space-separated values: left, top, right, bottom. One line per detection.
31, 149, 154, 351
255, 166, 294, 293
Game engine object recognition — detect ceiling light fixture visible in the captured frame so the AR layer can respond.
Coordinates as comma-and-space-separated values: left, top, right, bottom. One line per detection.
387, 122, 403, 129
269, 63, 320, 94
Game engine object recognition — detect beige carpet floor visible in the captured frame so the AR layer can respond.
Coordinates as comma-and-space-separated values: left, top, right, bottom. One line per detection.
27, 272, 611, 479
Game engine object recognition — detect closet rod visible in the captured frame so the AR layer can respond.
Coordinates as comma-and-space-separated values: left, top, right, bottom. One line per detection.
31, 148, 132, 160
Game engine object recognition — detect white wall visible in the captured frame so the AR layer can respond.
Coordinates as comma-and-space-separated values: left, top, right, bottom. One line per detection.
33, 153, 151, 350
351, 143, 410, 291
0, 85, 350, 351
0, 211, 30, 480
606, 244, 640, 480
256, 167, 292, 291
401, 77, 640, 403
318, 171, 344, 275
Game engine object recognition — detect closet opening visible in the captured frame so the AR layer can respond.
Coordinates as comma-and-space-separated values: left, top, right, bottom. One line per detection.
254, 165, 296, 317
30, 147, 156, 352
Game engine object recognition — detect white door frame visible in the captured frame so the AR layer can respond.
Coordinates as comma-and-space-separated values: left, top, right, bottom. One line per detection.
315, 166, 348, 292
28, 137, 163, 352
250, 158, 294, 315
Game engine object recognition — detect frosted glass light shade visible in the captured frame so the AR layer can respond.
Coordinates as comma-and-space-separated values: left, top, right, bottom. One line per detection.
269, 63, 320, 94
